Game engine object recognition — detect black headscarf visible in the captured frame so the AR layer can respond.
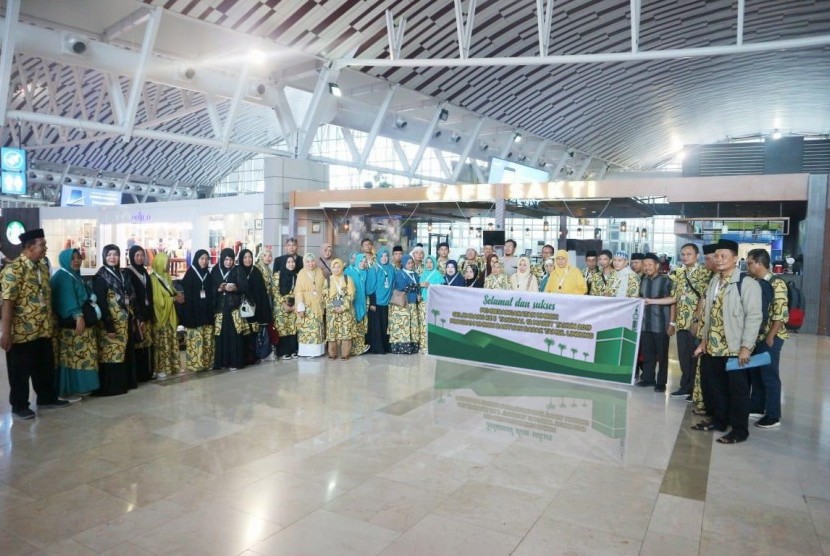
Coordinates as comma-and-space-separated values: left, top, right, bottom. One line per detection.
126, 244, 153, 322
445, 260, 464, 287
464, 264, 483, 288
235, 249, 273, 324
93, 244, 133, 332
96, 244, 129, 307
210, 248, 237, 313
278, 256, 297, 296
180, 249, 213, 328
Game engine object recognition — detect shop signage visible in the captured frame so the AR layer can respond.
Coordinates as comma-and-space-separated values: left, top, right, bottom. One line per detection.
427, 286, 643, 385
130, 210, 151, 223
424, 181, 599, 202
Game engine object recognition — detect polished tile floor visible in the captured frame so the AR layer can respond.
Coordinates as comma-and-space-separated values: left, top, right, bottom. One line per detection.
1, 334, 828, 555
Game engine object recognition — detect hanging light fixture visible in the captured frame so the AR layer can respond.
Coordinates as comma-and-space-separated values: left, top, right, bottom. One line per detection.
543, 219, 550, 232
620, 221, 627, 232
427, 219, 433, 232
641, 228, 647, 239
487, 222, 494, 229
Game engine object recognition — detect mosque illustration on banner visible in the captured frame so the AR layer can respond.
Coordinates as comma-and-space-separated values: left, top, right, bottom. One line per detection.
428, 301, 642, 385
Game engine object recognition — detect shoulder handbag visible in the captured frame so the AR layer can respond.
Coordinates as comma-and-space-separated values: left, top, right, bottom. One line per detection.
239, 296, 256, 318
390, 289, 407, 307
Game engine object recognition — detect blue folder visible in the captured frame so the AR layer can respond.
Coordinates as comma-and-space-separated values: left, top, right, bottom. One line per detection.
726, 351, 771, 371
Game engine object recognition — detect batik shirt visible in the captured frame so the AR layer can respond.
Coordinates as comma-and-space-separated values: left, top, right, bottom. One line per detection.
761, 274, 790, 341
670, 264, 710, 331
705, 278, 737, 357
589, 269, 617, 297
1, 255, 53, 343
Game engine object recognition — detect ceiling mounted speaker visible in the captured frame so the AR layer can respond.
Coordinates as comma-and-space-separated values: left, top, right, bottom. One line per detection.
63, 35, 87, 55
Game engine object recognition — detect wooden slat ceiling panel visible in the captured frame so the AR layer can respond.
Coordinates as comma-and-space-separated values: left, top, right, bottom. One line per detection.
139, 0, 830, 169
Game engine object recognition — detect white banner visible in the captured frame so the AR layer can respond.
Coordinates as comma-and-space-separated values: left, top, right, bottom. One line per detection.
426, 286, 644, 384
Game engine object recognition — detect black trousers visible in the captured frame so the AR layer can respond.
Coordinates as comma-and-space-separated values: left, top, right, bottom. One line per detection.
701, 354, 749, 438
640, 331, 670, 386
6, 337, 59, 411
676, 329, 697, 393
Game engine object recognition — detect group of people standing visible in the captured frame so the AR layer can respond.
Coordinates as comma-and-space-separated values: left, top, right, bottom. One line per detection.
2, 229, 789, 441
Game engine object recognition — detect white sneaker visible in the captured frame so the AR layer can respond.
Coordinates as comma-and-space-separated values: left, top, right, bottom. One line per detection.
155, 372, 168, 379
749, 412, 764, 420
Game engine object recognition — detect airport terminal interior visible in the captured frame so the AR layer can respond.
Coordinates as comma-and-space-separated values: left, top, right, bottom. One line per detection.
1, 0, 830, 555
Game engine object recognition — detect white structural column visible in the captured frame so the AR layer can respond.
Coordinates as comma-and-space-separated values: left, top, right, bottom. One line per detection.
0, 0, 20, 126
204, 95, 224, 139
736, 0, 745, 45
385, 10, 407, 60
273, 86, 298, 147
629, 0, 641, 53
451, 117, 485, 182
298, 66, 332, 158
453, 0, 478, 59
221, 61, 253, 148
359, 85, 397, 169
408, 105, 445, 178
122, 7, 162, 140
0, 0, 20, 129
105, 73, 127, 124
536, 0, 555, 56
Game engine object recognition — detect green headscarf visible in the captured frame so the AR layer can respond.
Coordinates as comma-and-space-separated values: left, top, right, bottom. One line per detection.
50, 248, 88, 319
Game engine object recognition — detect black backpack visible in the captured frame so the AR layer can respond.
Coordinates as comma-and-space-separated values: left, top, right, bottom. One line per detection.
736, 273, 774, 328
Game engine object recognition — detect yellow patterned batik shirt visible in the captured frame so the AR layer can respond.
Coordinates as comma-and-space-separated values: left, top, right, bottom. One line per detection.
705, 278, 738, 357
1, 255, 53, 343
762, 275, 790, 341
589, 269, 616, 297
671, 265, 710, 331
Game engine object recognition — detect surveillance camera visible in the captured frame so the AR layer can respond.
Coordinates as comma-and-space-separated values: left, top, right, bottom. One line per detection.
63, 35, 87, 55
395, 116, 407, 129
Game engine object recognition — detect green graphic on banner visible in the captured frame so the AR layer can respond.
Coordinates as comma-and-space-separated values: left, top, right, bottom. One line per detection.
427, 286, 643, 385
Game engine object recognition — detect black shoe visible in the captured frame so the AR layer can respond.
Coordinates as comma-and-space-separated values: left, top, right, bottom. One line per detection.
12, 408, 36, 420
39, 399, 71, 409
635, 380, 656, 387
755, 416, 781, 429
685, 395, 693, 403
654, 385, 667, 393
669, 389, 688, 398
691, 420, 726, 432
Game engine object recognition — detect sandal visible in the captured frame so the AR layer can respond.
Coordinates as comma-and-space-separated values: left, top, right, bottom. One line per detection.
341, 356, 349, 360
691, 421, 722, 432
717, 432, 748, 444
692, 408, 708, 416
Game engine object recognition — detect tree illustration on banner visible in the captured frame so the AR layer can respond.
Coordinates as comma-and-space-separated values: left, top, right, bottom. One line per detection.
440, 318, 446, 327
544, 338, 554, 353
583, 351, 589, 361
571, 347, 578, 359
558, 343, 566, 357
431, 309, 440, 324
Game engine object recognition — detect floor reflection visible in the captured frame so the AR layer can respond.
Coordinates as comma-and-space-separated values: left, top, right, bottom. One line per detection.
432, 360, 629, 464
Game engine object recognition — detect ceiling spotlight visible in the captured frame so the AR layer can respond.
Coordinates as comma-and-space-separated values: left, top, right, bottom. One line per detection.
450, 132, 461, 143
250, 83, 266, 97
433, 130, 443, 139
439, 108, 449, 121
772, 129, 782, 140
479, 142, 489, 151
64, 35, 87, 55
179, 67, 196, 80
513, 132, 522, 143
538, 159, 546, 167
518, 154, 527, 162
395, 116, 407, 129
328, 83, 342, 97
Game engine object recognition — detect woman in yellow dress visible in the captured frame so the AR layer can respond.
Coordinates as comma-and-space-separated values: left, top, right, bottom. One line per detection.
150, 251, 184, 377
545, 250, 588, 295
295, 252, 326, 357
324, 258, 356, 359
